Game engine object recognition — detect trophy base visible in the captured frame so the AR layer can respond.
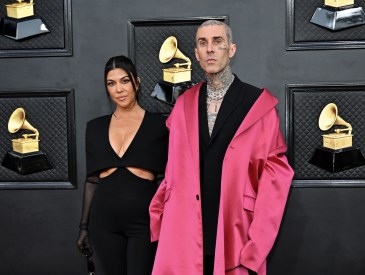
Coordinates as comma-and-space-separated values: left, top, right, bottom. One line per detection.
1, 151, 54, 175
0, 16, 50, 40
162, 68, 192, 84
309, 147, 365, 173
151, 80, 195, 106
310, 5, 365, 30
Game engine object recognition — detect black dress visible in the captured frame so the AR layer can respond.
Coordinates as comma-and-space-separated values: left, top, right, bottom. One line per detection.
85, 111, 168, 275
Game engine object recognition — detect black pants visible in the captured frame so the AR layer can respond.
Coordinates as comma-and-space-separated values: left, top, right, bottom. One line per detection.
89, 168, 157, 275
204, 255, 257, 275
204, 255, 214, 275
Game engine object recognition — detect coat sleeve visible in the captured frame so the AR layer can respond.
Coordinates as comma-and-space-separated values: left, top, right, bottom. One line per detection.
149, 108, 174, 242
149, 178, 168, 242
240, 109, 294, 272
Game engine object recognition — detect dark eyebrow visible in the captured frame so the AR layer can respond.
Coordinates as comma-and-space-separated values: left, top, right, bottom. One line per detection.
197, 36, 224, 41
106, 75, 129, 82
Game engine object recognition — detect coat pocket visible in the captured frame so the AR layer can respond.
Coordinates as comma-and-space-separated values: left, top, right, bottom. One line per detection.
243, 194, 256, 227
243, 194, 256, 212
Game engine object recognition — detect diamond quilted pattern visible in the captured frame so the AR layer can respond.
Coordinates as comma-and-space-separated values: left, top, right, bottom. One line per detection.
0, 0, 66, 49
294, 0, 365, 42
0, 92, 73, 183
288, 86, 365, 180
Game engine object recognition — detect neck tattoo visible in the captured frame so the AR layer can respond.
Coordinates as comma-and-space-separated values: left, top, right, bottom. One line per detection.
206, 65, 234, 101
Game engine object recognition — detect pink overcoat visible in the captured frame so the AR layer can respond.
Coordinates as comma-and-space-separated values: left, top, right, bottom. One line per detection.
149, 83, 294, 275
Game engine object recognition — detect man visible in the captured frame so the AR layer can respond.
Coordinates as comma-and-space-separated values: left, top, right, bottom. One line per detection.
149, 20, 294, 275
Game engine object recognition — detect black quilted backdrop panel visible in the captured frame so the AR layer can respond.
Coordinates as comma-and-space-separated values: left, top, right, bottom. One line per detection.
0, 0, 72, 56
287, 85, 365, 183
128, 17, 228, 114
0, 90, 76, 188
293, 0, 365, 42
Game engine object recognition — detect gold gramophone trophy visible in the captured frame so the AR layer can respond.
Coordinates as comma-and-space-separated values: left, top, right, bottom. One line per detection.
0, 0, 49, 40
309, 103, 365, 172
310, 0, 365, 31
1, 107, 53, 175
151, 36, 195, 105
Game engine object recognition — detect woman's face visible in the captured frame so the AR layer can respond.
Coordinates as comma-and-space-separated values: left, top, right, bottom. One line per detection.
106, 68, 138, 109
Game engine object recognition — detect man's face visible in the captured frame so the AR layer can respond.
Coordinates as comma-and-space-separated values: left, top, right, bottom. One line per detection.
195, 25, 236, 77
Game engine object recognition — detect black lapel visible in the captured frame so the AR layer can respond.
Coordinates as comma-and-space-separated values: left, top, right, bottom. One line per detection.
198, 83, 210, 146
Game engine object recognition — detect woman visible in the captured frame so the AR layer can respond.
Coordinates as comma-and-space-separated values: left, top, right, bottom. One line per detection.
77, 55, 168, 274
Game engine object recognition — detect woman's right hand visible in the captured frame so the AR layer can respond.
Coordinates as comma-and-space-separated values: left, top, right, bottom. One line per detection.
77, 229, 93, 256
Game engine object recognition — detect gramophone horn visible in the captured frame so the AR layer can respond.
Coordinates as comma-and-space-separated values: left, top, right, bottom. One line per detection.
159, 36, 191, 66
8, 107, 39, 138
318, 103, 350, 131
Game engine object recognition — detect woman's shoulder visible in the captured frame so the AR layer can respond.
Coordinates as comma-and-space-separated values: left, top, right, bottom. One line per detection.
87, 114, 110, 127
86, 114, 110, 135
145, 111, 168, 125
142, 111, 168, 137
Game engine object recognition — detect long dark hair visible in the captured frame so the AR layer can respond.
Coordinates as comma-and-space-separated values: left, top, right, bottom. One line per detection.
104, 55, 140, 102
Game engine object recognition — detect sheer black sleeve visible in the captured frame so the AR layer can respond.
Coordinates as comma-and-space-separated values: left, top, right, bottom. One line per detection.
77, 174, 99, 255
78, 174, 99, 230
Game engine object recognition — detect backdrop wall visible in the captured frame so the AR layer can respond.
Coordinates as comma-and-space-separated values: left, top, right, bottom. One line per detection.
0, 0, 364, 274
